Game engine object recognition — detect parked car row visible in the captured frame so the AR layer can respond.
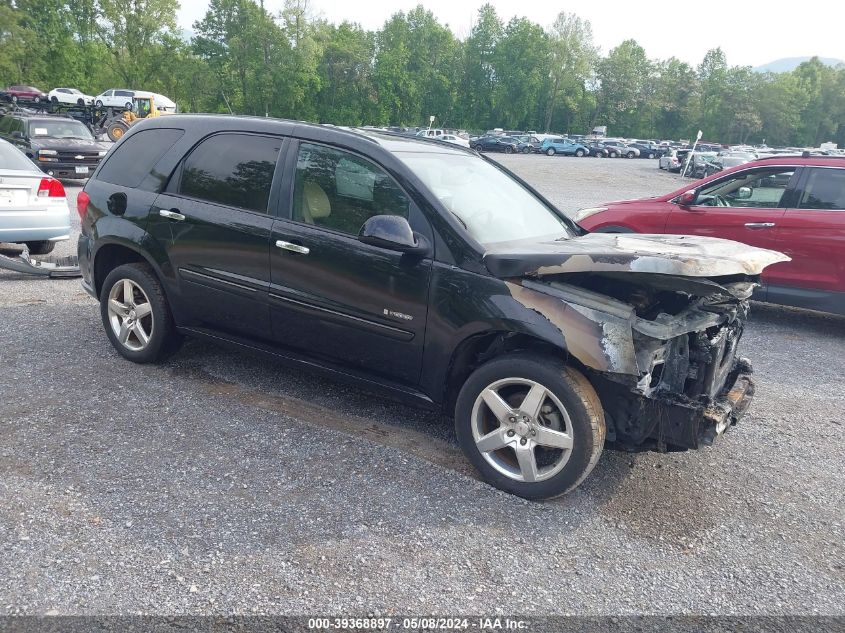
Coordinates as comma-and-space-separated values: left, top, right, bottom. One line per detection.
2, 84, 176, 112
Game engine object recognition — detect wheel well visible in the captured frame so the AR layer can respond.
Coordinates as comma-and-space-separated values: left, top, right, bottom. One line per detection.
93, 244, 147, 297
443, 332, 568, 415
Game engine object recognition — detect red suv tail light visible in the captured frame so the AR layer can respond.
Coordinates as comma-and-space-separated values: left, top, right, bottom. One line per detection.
76, 191, 91, 221
37, 177, 66, 198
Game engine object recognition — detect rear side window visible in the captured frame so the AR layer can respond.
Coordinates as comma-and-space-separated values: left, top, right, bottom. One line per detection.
178, 133, 281, 213
799, 168, 845, 210
97, 128, 184, 190
0, 140, 37, 171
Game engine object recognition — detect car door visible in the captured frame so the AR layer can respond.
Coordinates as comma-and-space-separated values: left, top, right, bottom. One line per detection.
770, 166, 845, 309
268, 140, 433, 385
147, 132, 285, 340
665, 166, 801, 294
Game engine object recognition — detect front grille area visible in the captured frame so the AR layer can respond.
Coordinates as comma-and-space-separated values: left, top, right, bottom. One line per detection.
55, 151, 100, 164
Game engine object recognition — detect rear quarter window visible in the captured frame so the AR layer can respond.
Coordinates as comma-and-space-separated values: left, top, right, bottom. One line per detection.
96, 128, 185, 191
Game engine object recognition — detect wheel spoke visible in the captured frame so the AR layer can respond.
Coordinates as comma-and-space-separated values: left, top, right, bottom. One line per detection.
481, 388, 514, 424
534, 426, 573, 451
123, 280, 134, 306
519, 383, 547, 419
133, 323, 150, 347
133, 302, 152, 319
118, 320, 131, 344
109, 299, 127, 316
515, 444, 539, 482
475, 428, 510, 453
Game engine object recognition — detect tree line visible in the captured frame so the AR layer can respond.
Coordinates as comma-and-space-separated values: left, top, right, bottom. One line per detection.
2, 0, 844, 147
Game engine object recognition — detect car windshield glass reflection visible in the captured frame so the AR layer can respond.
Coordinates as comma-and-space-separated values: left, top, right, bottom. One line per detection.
400, 152, 572, 244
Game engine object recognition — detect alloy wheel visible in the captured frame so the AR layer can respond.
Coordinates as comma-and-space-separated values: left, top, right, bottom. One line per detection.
107, 279, 154, 352
471, 378, 574, 483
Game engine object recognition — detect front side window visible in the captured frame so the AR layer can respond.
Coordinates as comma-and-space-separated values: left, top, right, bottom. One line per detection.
292, 142, 409, 235
693, 168, 796, 208
400, 151, 573, 245
799, 168, 845, 210
179, 133, 280, 213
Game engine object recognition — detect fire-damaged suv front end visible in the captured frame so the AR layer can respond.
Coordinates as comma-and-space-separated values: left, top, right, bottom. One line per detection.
485, 233, 790, 454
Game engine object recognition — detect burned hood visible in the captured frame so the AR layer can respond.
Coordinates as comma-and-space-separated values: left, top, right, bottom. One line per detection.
483, 233, 789, 279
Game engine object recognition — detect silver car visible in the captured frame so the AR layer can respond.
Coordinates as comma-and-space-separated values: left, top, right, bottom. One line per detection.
0, 139, 71, 255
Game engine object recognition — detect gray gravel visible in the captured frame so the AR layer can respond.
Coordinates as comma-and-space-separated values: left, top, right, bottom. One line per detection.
0, 159, 843, 616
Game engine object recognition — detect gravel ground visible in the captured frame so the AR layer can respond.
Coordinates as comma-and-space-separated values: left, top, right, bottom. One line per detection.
0, 158, 843, 616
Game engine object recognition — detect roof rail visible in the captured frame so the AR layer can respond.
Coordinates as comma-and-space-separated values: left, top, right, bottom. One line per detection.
754, 152, 843, 161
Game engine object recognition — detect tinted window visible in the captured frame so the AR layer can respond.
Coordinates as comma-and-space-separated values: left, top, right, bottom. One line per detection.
97, 128, 185, 190
292, 142, 409, 235
115, 90, 133, 97
179, 133, 280, 213
799, 168, 845, 210
0, 117, 11, 134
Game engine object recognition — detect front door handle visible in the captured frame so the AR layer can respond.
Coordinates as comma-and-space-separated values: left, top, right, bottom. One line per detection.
744, 222, 776, 229
159, 209, 185, 221
275, 240, 310, 255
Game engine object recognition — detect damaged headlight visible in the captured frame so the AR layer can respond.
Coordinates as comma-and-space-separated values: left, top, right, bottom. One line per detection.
572, 206, 607, 223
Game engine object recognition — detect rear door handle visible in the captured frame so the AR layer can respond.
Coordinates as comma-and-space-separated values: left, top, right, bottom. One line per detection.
275, 240, 310, 255
159, 209, 185, 221
744, 222, 776, 229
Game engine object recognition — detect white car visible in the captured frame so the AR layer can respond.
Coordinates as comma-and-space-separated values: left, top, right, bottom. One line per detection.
48, 88, 93, 106
0, 139, 71, 255
439, 134, 470, 148
93, 89, 137, 110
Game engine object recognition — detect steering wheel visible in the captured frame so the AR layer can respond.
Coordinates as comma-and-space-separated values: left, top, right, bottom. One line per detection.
712, 194, 729, 207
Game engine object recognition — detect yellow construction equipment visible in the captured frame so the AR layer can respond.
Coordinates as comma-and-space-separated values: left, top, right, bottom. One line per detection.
105, 95, 168, 142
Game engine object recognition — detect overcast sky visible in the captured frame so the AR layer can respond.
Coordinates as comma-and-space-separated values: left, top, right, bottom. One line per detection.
177, 0, 844, 68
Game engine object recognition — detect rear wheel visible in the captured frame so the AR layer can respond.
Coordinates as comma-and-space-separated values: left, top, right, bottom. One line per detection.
24, 241, 55, 255
546, 148, 556, 156
100, 263, 181, 364
106, 121, 129, 142
504, 145, 513, 154
95, 99, 103, 108
455, 354, 605, 500
522, 146, 531, 154
474, 144, 484, 152
626, 151, 636, 159
50, 96, 58, 104
609, 151, 618, 158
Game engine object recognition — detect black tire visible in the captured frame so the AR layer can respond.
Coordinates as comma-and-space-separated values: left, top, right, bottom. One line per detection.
99, 262, 181, 364
522, 146, 531, 154
609, 151, 618, 158
474, 144, 484, 152
125, 101, 133, 110
24, 240, 55, 255
106, 121, 129, 142
626, 151, 636, 159
546, 148, 555, 156
50, 96, 58, 104
455, 353, 606, 500
504, 145, 513, 154
575, 149, 585, 157
95, 100, 103, 108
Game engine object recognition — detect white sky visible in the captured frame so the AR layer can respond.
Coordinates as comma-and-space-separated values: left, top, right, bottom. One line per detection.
177, 0, 845, 68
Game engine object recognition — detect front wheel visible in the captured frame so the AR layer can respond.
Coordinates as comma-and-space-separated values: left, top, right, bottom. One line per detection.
95, 100, 103, 108
609, 151, 618, 158
575, 149, 585, 157
522, 146, 531, 154
100, 263, 181, 364
474, 144, 484, 152
455, 354, 605, 500
504, 145, 513, 154
626, 151, 636, 159
546, 148, 555, 156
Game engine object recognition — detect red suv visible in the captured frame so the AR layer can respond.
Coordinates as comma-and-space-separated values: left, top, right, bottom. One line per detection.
2, 85, 48, 103
576, 155, 845, 315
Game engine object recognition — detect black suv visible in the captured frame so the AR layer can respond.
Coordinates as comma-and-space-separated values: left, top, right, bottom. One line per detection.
0, 113, 110, 179
78, 115, 785, 499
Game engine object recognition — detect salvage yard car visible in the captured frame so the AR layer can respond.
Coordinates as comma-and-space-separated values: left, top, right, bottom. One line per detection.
575, 154, 845, 316
0, 112, 110, 180
77, 116, 787, 499
0, 138, 71, 254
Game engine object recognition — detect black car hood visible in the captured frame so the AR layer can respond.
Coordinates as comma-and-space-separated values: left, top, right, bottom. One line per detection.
483, 233, 789, 279
31, 137, 109, 152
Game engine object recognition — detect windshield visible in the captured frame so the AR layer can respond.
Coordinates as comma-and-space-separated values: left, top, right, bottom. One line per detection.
399, 151, 574, 244
0, 141, 38, 171
28, 120, 93, 139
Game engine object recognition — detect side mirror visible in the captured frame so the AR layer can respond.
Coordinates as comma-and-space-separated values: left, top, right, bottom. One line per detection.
358, 215, 430, 256
678, 190, 697, 207
736, 186, 752, 200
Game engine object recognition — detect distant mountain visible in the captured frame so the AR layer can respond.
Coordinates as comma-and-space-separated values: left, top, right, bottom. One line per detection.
754, 57, 844, 73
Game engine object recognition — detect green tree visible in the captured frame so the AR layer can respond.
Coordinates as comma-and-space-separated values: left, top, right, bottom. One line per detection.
595, 39, 653, 136
544, 12, 597, 133
459, 4, 503, 129
492, 17, 549, 131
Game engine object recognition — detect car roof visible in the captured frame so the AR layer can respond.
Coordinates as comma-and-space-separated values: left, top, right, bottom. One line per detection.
134, 114, 472, 156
